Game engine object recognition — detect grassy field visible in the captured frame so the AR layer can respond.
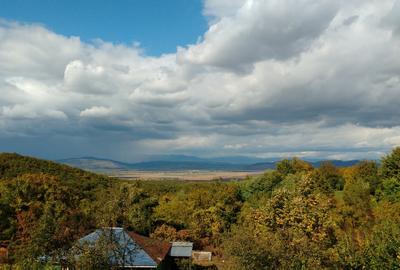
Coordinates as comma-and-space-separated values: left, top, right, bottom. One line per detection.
109, 170, 263, 181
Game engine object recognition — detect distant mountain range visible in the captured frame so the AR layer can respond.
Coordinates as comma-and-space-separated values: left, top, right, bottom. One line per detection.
58, 156, 361, 172
140, 154, 275, 164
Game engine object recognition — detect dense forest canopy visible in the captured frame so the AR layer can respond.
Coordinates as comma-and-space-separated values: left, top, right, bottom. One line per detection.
0, 149, 399, 269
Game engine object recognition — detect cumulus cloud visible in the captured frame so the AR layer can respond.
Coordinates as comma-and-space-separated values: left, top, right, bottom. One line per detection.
0, 0, 400, 161
64, 60, 112, 95
179, 0, 339, 69
80, 106, 113, 118
203, 0, 245, 20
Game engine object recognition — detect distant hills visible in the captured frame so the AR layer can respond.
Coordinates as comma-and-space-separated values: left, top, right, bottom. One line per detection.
141, 154, 273, 164
58, 156, 361, 172
58, 157, 133, 171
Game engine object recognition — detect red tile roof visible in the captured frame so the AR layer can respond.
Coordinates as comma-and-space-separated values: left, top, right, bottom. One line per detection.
128, 232, 171, 264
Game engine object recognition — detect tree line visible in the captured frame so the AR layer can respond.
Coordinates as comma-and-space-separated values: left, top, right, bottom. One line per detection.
0, 149, 399, 269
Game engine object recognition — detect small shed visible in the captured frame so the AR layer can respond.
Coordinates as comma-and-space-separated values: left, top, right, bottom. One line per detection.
192, 251, 212, 262
169, 242, 193, 258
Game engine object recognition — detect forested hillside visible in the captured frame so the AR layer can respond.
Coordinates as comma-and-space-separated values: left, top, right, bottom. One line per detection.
0, 153, 111, 183
0, 149, 399, 269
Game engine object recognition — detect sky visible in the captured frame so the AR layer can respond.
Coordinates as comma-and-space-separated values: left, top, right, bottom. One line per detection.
0, 0, 207, 55
0, 0, 400, 161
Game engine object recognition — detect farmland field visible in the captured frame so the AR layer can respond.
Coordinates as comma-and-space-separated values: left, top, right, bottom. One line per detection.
109, 170, 264, 181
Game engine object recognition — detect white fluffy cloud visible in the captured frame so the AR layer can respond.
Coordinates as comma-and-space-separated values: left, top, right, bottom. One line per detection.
80, 106, 113, 118
0, 1, 400, 160
180, 0, 339, 69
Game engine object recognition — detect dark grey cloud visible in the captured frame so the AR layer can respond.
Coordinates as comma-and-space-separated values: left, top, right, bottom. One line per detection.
343, 15, 359, 26
382, 1, 400, 36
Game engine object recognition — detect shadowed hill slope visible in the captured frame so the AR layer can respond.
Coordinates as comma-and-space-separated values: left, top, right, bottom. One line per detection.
0, 153, 113, 196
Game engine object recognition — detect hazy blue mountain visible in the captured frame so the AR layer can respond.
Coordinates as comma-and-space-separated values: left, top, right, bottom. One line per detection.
241, 162, 276, 171
143, 154, 276, 164
205, 156, 275, 164
128, 161, 241, 171
312, 160, 360, 167
58, 156, 361, 172
58, 157, 132, 171
142, 155, 207, 162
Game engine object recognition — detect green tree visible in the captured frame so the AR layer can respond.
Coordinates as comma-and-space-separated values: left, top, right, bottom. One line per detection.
378, 147, 400, 202
381, 147, 400, 179
310, 161, 344, 194
0, 173, 93, 265
364, 202, 400, 269
240, 171, 282, 200
376, 177, 400, 203
353, 160, 380, 194
275, 158, 313, 176
225, 176, 337, 269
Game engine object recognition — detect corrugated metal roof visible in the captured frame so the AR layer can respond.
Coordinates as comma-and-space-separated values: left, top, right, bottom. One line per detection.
169, 242, 193, 257
171, 242, 193, 247
78, 228, 158, 268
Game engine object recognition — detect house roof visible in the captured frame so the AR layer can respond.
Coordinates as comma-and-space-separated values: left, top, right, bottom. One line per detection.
128, 232, 171, 264
78, 228, 158, 268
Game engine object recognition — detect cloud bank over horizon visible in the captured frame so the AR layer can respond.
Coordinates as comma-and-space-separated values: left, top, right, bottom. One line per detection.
1, 0, 400, 161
